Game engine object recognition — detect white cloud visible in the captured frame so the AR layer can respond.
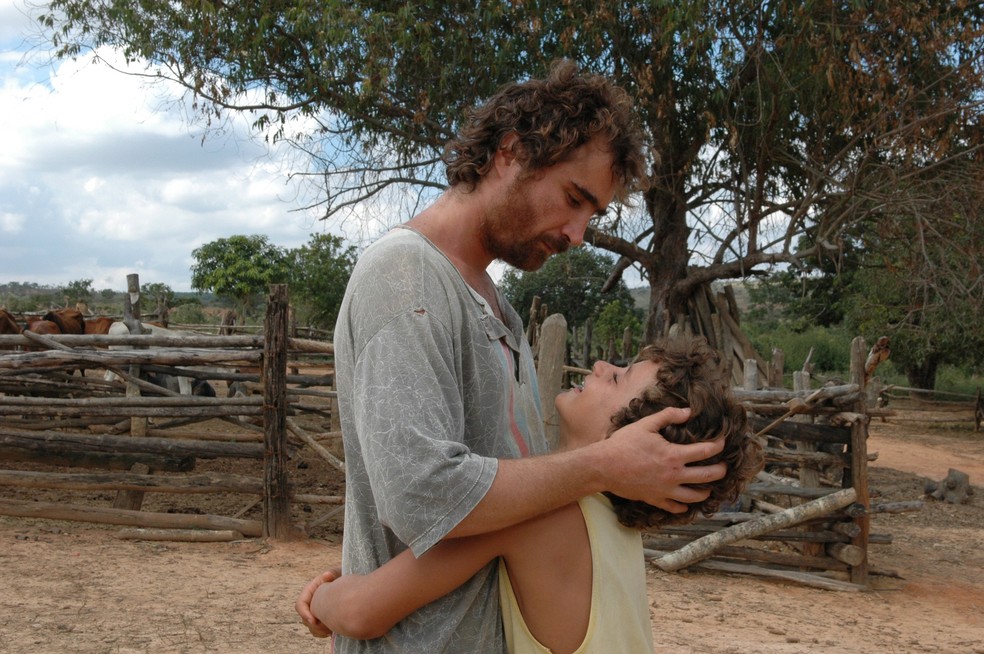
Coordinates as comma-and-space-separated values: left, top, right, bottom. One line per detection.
0, 210, 25, 232
0, 0, 328, 293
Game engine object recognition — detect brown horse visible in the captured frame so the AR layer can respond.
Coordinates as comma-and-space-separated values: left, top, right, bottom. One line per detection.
0, 309, 22, 335
42, 308, 85, 335
84, 316, 117, 335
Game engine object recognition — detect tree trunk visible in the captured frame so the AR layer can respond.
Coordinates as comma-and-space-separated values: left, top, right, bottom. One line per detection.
643, 193, 690, 341
905, 357, 939, 399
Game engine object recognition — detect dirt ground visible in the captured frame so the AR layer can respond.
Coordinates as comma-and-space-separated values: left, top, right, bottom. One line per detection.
1, 404, 982, 654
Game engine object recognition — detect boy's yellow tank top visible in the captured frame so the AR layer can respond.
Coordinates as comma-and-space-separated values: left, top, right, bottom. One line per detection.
497, 493, 654, 653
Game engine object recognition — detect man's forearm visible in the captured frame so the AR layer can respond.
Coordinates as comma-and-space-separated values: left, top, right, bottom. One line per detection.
448, 407, 724, 538
447, 443, 605, 538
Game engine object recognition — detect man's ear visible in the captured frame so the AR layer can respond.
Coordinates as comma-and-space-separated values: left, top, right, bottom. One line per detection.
494, 132, 521, 172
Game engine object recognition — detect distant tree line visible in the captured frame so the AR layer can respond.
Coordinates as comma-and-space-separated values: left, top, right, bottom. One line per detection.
3, 232, 357, 334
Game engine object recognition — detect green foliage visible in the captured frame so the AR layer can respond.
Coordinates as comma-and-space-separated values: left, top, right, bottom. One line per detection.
287, 233, 358, 330
2, 281, 81, 312
500, 248, 636, 328
933, 365, 984, 397
168, 299, 207, 325
190, 235, 290, 321
140, 282, 175, 318
747, 157, 984, 391
64, 278, 94, 304
1, 295, 45, 313
746, 231, 863, 332
38, 0, 984, 340
746, 323, 854, 377
593, 300, 643, 356
841, 159, 984, 389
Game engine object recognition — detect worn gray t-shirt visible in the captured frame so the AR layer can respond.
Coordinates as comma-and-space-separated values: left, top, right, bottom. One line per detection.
333, 228, 547, 654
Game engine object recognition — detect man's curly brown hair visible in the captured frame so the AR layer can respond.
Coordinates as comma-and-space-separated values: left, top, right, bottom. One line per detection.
443, 59, 646, 202
604, 337, 763, 529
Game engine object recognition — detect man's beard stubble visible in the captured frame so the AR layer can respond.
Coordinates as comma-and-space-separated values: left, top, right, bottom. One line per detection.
479, 179, 570, 272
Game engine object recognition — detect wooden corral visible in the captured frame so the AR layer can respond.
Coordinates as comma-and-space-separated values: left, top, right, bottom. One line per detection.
2, 281, 907, 590
0, 284, 338, 541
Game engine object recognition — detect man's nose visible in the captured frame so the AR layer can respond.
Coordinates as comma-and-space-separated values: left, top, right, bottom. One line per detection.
561, 212, 593, 248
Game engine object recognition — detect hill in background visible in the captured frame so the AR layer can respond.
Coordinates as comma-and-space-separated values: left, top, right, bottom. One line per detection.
628, 280, 752, 314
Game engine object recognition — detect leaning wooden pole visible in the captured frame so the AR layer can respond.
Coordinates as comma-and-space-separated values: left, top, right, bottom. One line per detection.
653, 487, 857, 572
262, 284, 292, 539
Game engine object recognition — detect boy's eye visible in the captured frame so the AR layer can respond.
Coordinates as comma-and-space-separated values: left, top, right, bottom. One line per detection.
567, 193, 581, 207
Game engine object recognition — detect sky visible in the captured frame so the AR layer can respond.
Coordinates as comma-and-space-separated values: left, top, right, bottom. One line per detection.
0, 0, 386, 294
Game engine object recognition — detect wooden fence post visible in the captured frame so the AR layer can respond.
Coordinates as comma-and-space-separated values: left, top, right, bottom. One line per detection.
114, 273, 148, 511
622, 326, 633, 361
537, 314, 567, 451
793, 370, 823, 556
743, 358, 759, 391
263, 284, 292, 539
526, 296, 542, 347
770, 348, 784, 388
582, 318, 593, 368
847, 336, 870, 585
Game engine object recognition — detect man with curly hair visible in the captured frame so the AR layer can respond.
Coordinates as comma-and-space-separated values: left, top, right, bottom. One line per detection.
298, 61, 731, 653
299, 336, 762, 652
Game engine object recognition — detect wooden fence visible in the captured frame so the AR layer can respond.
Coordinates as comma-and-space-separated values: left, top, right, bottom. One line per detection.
0, 284, 338, 541
2, 284, 905, 589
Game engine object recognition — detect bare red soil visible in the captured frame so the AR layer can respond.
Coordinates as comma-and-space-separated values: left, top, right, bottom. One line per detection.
1, 406, 982, 653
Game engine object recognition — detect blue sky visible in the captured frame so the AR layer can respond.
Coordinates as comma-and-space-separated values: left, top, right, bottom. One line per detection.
0, 0, 354, 293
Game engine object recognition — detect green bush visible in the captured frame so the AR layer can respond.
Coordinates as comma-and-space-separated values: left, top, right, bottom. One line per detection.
169, 303, 208, 324
593, 300, 642, 356
930, 365, 984, 396
748, 324, 854, 376
748, 324, 984, 394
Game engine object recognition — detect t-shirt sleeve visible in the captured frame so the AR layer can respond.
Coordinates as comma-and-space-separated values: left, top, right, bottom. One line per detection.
351, 307, 498, 557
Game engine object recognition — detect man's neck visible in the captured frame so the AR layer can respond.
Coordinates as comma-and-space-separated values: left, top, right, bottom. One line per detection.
407, 191, 501, 315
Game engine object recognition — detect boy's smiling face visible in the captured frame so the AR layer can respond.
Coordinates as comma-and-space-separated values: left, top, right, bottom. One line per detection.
555, 359, 659, 450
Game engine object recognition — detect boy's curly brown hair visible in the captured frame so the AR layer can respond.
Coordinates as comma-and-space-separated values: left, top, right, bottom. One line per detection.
443, 59, 646, 202
604, 337, 763, 529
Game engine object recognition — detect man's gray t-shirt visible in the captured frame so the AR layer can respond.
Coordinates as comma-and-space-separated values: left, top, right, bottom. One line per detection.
333, 228, 548, 653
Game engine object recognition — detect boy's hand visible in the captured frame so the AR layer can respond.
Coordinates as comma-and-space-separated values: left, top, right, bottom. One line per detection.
296, 569, 341, 638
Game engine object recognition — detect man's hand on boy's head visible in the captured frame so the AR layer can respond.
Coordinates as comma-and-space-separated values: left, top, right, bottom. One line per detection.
597, 407, 728, 513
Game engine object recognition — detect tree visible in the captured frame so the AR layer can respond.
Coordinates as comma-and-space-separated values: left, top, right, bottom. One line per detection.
746, 230, 864, 333
843, 157, 984, 390
40, 1, 984, 338
499, 248, 637, 329
64, 278, 94, 306
287, 233, 358, 330
190, 235, 289, 322
593, 300, 644, 359
141, 282, 175, 324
